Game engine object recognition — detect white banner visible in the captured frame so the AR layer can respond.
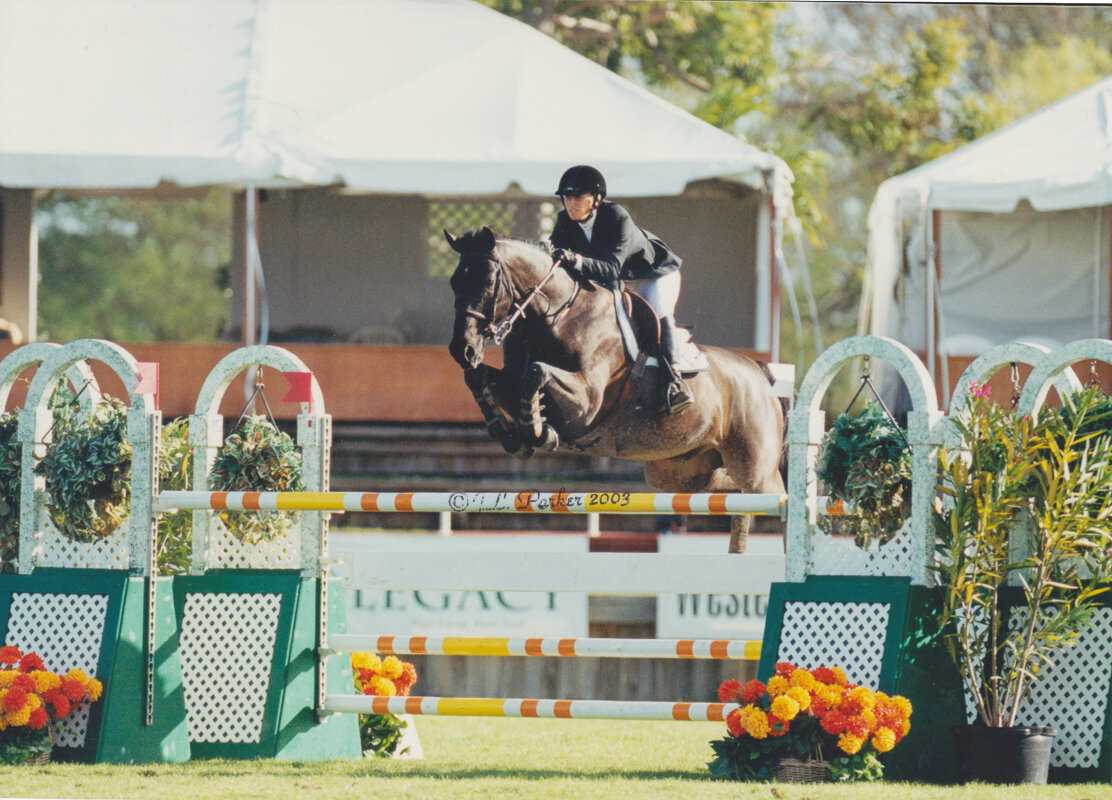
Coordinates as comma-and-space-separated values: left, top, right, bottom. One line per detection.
333, 533, 590, 637
654, 534, 783, 640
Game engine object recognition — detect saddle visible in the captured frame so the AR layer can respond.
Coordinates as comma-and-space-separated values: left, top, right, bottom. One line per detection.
612, 288, 709, 376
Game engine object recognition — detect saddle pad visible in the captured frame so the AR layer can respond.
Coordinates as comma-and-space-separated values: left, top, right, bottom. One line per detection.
612, 287, 640, 362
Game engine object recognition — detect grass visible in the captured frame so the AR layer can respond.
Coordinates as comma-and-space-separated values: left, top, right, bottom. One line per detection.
2, 717, 1106, 799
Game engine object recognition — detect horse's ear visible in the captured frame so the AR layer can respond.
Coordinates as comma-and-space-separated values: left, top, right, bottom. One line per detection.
443, 229, 462, 253
476, 226, 496, 252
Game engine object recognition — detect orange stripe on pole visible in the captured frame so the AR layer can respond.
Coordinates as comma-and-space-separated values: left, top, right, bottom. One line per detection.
242, 492, 261, 510
708, 494, 728, 513
676, 640, 695, 659
406, 697, 423, 714
672, 703, 692, 721
524, 639, 544, 656
520, 699, 539, 717
410, 637, 428, 655
558, 639, 576, 657
673, 494, 693, 514
371, 696, 390, 714
396, 493, 414, 512
710, 641, 730, 659
376, 636, 395, 653
550, 492, 570, 512
514, 492, 534, 511
707, 703, 726, 722
360, 494, 380, 511
211, 492, 229, 510
554, 700, 572, 718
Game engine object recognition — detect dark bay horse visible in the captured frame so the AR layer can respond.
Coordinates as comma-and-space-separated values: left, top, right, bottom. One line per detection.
446, 226, 786, 552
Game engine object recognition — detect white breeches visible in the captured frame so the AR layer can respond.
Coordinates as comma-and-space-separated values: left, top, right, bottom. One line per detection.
627, 270, 681, 319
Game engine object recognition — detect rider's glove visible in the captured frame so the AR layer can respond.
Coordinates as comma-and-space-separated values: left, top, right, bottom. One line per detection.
553, 248, 580, 271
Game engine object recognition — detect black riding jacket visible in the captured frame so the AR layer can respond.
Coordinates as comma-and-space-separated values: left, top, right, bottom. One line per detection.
549, 201, 681, 284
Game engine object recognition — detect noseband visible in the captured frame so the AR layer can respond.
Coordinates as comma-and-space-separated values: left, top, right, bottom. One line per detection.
454, 252, 572, 346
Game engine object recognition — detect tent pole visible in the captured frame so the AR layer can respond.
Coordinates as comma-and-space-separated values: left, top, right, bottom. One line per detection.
1108, 205, 1112, 338
244, 185, 257, 348
769, 193, 781, 363
929, 209, 941, 394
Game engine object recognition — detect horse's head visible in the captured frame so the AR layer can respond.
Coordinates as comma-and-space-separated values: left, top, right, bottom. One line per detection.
446, 226, 511, 369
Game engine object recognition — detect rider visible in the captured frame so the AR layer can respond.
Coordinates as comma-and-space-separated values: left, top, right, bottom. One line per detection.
548, 164, 694, 413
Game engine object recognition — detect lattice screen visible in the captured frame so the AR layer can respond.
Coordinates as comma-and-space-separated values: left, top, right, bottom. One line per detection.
427, 199, 557, 277
203, 516, 300, 570
178, 592, 282, 743
32, 515, 130, 571
808, 520, 914, 578
6, 592, 108, 747
776, 601, 891, 687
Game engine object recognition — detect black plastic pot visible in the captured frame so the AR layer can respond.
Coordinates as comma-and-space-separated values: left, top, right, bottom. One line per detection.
951, 724, 1057, 784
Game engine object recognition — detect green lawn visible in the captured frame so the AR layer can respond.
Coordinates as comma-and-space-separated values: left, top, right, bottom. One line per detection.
2, 717, 1105, 799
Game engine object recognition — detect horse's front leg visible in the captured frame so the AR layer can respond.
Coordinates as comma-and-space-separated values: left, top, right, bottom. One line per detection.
518, 362, 594, 451
464, 366, 535, 460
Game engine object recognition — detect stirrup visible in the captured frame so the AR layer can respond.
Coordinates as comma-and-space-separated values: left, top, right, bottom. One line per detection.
666, 378, 694, 415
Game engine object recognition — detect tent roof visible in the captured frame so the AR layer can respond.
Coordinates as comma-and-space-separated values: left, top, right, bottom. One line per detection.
875, 75, 1112, 213
0, 0, 789, 198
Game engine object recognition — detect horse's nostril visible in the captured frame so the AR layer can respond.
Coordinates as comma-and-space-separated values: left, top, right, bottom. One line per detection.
464, 345, 476, 363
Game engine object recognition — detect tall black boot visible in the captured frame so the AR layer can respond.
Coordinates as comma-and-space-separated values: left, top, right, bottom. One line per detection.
659, 316, 694, 414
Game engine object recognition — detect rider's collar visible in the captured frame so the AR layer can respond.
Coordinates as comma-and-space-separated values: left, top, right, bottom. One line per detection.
577, 211, 597, 242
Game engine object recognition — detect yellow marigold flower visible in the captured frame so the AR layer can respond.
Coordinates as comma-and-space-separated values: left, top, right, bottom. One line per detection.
31, 671, 61, 693
86, 678, 103, 702
744, 711, 771, 739
872, 727, 897, 753
817, 684, 843, 707
859, 708, 877, 729
831, 667, 848, 686
786, 686, 811, 711
380, 656, 403, 679
26, 694, 41, 712
351, 652, 378, 671
849, 686, 876, 711
368, 676, 397, 697
788, 669, 816, 692
770, 695, 801, 722
0, 717, 7, 731
64, 668, 89, 686
891, 695, 912, 719
838, 732, 864, 755
766, 675, 789, 697
7, 705, 30, 727
901, 718, 911, 736
0, 671, 15, 689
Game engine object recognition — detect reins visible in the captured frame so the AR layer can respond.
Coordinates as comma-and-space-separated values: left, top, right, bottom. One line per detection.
458, 250, 576, 346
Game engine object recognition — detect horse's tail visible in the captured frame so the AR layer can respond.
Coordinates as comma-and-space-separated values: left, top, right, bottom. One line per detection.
756, 360, 792, 483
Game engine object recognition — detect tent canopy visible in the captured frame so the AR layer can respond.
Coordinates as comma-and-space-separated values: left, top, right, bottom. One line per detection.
863, 76, 1112, 358
0, 0, 790, 198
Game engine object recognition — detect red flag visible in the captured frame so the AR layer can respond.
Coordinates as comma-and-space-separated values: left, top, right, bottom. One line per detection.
282, 371, 314, 409
135, 362, 160, 410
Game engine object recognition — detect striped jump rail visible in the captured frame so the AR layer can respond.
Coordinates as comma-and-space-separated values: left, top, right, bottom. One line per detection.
328, 634, 762, 661
156, 490, 850, 517
322, 694, 737, 722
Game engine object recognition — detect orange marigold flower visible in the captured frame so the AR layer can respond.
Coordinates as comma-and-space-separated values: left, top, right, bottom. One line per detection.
766, 675, 789, 697
838, 732, 865, 755
400, 662, 417, 684
739, 679, 766, 703
811, 666, 836, 684
717, 679, 741, 703
872, 726, 897, 753
368, 676, 396, 697
7, 704, 31, 727
62, 676, 86, 703
744, 710, 771, 739
845, 715, 871, 739
51, 695, 71, 720
19, 653, 45, 673
726, 708, 744, 737
830, 667, 848, 686
86, 678, 103, 702
28, 706, 48, 730
0, 646, 21, 666
2, 686, 27, 713
786, 686, 811, 711
774, 661, 795, 676
11, 673, 33, 693
788, 669, 816, 692
380, 656, 403, 679
770, 695, 800, 722
767, 713, 791, 738
809, 695, 827, 717
820, 709, 848, 734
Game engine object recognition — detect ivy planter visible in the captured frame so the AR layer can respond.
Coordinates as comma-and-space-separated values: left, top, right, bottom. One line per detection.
951, 725, 1056, 785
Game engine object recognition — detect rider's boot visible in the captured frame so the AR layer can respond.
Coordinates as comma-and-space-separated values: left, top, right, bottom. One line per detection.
659, 316, 694, 414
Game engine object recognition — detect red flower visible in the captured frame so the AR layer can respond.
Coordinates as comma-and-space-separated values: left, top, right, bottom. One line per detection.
811, 666, 836, 684
11, 673, 34, 693
62, 676, 86, 703
400, 663, 418, 685
739, 680, 766, 703
774, 661, 795, 676
845, 715, 871, 739
51, 695, 71, 719
726, 708, 744, 737
40, 688, 59, 704
820, 709, 848, 734
3, 685, 27, 712
809, 695, 828, 717
19, 652, 45, 673
767, 713, 791, 737
28, 706, 49, 730
394, 681, 412, 697
0, 645, 21, 666
717, 679, 741, 703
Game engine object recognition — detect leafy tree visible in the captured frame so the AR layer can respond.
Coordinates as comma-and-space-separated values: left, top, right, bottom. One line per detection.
36, 189, 231, 342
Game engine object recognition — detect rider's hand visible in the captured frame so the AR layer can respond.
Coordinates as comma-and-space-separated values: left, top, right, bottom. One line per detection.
553, 248, 580, 270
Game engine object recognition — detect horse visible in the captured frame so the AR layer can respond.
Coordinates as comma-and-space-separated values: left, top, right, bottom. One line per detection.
446, 226, 786, 553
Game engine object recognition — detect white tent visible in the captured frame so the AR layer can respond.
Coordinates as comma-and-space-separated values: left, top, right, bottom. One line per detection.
862, 75, 1112, 381
0, 0, 793, 352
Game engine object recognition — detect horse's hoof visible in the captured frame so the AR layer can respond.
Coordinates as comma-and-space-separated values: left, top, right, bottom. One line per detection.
509, 444, 535, 460
539, 426, 559, 450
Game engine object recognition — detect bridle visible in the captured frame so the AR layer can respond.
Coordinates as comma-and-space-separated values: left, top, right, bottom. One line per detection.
454, 252, 578, 346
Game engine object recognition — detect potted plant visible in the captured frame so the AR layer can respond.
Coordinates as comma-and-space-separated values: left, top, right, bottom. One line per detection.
934, 383, 1112, 784
351, 651, 420, 758
817, 402, 912, 548
209, 416, 304, 544
708, 661, 912, 783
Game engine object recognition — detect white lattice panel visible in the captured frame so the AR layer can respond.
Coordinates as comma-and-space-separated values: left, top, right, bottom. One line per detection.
204, 516, 299, 570
1012, 607, 1112, 769
178, 592, 281, 743
777, 601, 891, 687
6, 592, 108, 748
32, 514, 129, 570
808, 521, 914, 578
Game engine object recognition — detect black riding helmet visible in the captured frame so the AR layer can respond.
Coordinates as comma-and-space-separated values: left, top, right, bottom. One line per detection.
555, 165, 607, 199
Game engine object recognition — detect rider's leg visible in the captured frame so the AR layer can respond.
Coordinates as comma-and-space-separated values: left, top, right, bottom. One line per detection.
633, 272, 693, 414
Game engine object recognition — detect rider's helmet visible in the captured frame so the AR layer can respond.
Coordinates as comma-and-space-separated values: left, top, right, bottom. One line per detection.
555, 165, 607, 199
